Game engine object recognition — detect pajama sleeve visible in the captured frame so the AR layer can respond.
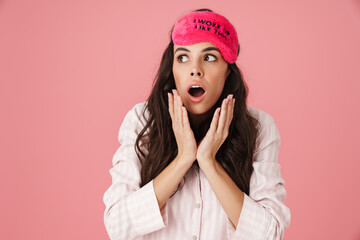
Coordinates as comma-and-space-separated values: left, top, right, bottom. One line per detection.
227, 114, 291, 240
103, 104, 169, 240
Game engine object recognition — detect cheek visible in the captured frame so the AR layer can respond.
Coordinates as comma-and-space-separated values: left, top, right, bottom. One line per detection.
208, 75, 227, 102
173, 66, 188, 90
213, 84, 224, 101
210, 71, 227, 90
172, 69, 180, 88
172, 64, 182, 82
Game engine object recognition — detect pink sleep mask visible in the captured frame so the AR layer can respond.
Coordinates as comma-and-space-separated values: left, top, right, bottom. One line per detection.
172, 11, 239, 63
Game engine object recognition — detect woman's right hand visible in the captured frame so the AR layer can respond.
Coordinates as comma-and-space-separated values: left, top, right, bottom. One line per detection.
168, 89, 197, 165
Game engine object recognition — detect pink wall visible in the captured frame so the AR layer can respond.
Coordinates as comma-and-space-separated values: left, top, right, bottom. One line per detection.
1, 0, 360, 239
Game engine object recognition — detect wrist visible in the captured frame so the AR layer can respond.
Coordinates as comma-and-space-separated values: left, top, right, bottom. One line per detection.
175, 154, 195, 168
197, 156, 216, 171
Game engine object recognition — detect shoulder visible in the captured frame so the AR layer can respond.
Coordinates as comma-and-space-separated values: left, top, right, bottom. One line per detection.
120, 101, 149, 134
247, 106, 281, 155
127, 101, 148, 120
247, 106, 276, 130
123, 101, 148, 120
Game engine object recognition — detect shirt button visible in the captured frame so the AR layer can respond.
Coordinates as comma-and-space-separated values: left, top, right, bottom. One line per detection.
192, 235, 197, 240
195, 203, 201, 208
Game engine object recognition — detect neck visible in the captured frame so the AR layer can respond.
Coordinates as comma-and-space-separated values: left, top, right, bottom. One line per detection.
188, 108, 214, 143
188, 112, 209, 129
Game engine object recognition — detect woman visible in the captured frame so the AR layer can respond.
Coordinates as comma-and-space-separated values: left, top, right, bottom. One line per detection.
103, 8, 291, 240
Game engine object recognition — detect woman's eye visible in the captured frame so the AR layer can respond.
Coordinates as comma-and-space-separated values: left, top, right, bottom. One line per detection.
205, 54, 217, 62
177, 55, 189, 62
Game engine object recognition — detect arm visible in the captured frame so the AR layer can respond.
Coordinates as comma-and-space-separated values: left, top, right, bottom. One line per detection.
103, 107, 166, 239
196, 96, 290, 239
103, 103, 195, 239
200, 159, 244, 229
103, 104, 192, 239
153, 155, 193, 210
224, 115, 291, 240
153, 91, 198, 209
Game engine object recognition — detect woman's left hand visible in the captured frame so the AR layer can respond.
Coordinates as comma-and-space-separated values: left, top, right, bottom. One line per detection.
197, 94, 235, 168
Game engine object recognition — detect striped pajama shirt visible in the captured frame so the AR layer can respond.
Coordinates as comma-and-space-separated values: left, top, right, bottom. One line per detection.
103, 101, 291, 239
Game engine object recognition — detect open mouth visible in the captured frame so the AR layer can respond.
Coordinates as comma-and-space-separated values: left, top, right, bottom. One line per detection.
188, 86, 205, 97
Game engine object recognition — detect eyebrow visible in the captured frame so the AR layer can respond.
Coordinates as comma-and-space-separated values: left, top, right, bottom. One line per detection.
174, 47, 220, 54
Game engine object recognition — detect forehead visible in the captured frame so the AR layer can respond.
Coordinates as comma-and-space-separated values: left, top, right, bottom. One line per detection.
174, 42, 218, 52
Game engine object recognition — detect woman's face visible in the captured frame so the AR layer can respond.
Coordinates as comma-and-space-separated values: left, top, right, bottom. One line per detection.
172, 41, 230, 116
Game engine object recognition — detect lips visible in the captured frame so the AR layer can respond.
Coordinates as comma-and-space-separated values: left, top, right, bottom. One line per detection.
187, 81, 207, 102
189, 86, 205, 97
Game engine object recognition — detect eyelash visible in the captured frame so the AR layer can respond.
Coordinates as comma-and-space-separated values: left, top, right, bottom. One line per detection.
177, 54, 217, 63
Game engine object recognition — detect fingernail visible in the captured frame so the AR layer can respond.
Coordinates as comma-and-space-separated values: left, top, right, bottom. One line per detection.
230, 94, 233, 99
172, 89, 175, 94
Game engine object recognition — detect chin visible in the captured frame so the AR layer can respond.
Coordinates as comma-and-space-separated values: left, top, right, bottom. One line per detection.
186, 104, 212, 116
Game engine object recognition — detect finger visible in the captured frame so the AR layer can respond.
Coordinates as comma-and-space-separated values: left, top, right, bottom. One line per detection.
217, 97, 228, 134
225, 98, 235, 132
173, 89, 183, 128
168, 92, 174, 120
209, 107, 220, 134
178, 95, 184, 127
172, 89, 179, 126
230, 98, 235, 120
225, 95, 234, 128
182, 106, 191, 130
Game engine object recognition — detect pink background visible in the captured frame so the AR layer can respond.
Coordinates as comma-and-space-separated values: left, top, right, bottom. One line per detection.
1, 0, 360, 239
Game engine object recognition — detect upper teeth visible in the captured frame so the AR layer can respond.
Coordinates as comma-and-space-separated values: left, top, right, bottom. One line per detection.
191, 85, 202, 88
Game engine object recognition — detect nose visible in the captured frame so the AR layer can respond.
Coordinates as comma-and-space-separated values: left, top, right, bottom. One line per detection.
190, 64, 203, 77
191, 71, 202, 77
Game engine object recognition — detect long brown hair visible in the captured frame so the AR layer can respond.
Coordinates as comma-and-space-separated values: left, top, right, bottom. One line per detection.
135, 8, 260, 196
